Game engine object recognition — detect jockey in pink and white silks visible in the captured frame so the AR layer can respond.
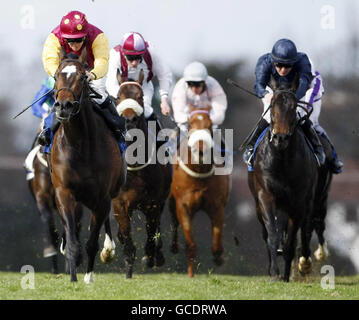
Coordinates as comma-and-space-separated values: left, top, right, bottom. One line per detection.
171, 61, 228, 158
243, 38, 343, 174
171, 61, 227, 132
106, 32, 172, 130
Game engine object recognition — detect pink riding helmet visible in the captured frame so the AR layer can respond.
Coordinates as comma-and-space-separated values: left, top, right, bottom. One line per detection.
60, 11, 88, 39
120, 32, 147, 55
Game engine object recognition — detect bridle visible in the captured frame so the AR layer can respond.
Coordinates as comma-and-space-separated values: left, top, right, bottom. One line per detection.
178, 108, 215, 178
54, 59, 102, 121
269, 89, 313, 141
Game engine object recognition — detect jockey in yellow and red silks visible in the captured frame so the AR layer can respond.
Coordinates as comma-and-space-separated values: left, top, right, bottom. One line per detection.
39, 10, 125, 149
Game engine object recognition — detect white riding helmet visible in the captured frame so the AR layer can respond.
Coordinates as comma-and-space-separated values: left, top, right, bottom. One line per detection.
183, 61, 208, 82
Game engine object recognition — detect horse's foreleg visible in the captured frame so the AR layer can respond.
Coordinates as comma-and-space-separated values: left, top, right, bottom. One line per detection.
298, 214, 314, 275
55, 187, 80, 282
209, 206, 224, 267
113, 198, 136, 279
313, 208, 329, 261
260, 200, 280, 281
84, 200, 110, 284
142, 212, 156, 269
283, 218, 299, 282
177, 201, 196, 278
169, 195, 179, 254
154, 203, 166, 267
100, 217, 116, 264
143, 208, 165, 269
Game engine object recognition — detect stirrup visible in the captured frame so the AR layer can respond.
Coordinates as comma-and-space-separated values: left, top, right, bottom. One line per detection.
331, 158, 343, 174
243, 147, 254, 166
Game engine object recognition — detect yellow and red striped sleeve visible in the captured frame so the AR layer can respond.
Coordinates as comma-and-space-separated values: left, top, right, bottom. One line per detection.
91, 33, 109, 79
42, 33, 62, 77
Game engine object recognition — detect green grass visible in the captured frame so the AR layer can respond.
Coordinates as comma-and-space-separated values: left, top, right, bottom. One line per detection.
0, 272, 358, 300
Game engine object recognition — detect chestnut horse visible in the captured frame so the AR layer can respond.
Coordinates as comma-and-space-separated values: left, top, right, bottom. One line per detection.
247, 78, 332, 282
112, 72, 172, 278
51, 49, 126, 282
169, 105, 231, 277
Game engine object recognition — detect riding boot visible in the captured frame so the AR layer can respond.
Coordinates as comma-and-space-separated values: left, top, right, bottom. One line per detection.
98, 96, 126, 144
319, 131, 343, 174
301, 119, 326, 166
243, 118, 269, 166
37, 114, 60, 147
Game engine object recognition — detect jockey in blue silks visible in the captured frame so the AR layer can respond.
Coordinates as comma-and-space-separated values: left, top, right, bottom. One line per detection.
243, 38, 343, 174
23, 76, 55, 180
31, 76, 55, 120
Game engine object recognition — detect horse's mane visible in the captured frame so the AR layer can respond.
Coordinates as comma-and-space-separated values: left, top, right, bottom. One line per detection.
65, 52, 80, 60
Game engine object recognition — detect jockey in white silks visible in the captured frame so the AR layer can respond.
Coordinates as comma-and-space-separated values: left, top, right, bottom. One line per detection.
171, 61, 228, 157
106, 32, 172, 131
171, 61, 227, 131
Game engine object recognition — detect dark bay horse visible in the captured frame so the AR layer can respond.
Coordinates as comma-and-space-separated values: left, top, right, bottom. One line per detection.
248, 78, 331, 281
51, 49, 126, 282
168, 105, 231, 277
28, 144, 60, 274
112, 71, 172, 278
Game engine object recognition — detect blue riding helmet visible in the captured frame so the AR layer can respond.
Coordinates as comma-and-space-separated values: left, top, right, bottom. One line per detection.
271, 39, 298, 64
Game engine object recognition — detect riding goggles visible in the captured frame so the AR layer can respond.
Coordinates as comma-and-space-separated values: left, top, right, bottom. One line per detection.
274, 62, 294, 69
187, 81, 205, 88
125, 55, 143, 62
65, 37, 86, 43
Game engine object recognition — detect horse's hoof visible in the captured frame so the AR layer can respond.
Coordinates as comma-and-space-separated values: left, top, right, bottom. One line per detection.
155, 252, 165, 267
101, 235, 116, 264
43, 246, 57, 258
170, 243, 179, 254
314, 243, 329, 261
298, 256, 313, 274
84, 272, 95, 284
213, 254, 224, 266
270, 275, 281, 282
100, 248, 115, 264
142, 255, 154, 268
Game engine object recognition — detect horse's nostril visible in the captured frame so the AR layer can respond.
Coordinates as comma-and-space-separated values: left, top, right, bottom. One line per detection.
65, 101, 73, 109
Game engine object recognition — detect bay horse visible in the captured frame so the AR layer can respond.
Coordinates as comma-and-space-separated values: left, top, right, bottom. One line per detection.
112, 71, 172, 278
168, 105, 231, 277
28, 143, 60, 274
247, 77, 331, 282
51, 49, 126, 282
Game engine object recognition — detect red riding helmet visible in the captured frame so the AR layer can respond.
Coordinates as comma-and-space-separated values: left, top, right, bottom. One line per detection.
60, 11, 88, 39
120, 32, 147, 55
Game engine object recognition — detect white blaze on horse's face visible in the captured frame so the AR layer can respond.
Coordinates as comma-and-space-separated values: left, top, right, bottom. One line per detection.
188, 129, 213, 163
61, 65, 77, 79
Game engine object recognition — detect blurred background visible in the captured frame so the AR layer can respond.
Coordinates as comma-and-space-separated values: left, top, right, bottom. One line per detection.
0, 0, 358, 276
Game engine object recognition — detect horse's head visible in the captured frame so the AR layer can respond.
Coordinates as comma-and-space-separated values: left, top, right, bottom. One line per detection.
53, 48, 88, 123
187, 105, 214, 164
115, 69, 145, 132
269, 75, 299, 150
